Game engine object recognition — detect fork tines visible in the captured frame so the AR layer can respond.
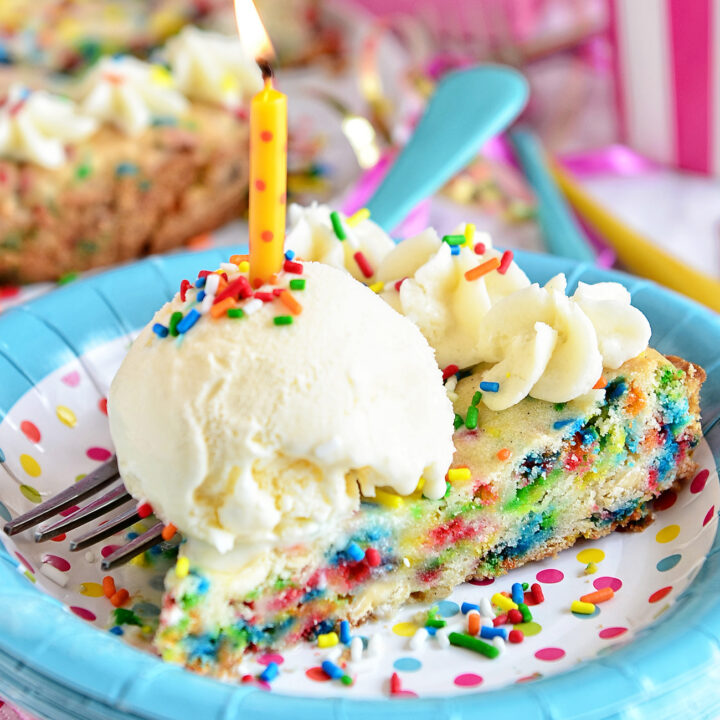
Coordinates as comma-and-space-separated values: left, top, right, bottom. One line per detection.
101, 522, 165, 571
34, 484, 132, 542
3, 457, 120, 536
69, 505, 140, 551
2, 455, 164, 568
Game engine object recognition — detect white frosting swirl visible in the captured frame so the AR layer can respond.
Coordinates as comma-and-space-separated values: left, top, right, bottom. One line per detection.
572, 281, 651, 369
282, 209, 651, 411
79, 56, 188, 136
376, 227, 530, 369
285, 202, 395, 283
165, 27, 263, 109
0, 85, 97, 168
475, 274, 651, 410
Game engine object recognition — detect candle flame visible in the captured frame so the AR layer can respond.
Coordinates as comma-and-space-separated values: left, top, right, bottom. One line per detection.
233, 0, 275, 62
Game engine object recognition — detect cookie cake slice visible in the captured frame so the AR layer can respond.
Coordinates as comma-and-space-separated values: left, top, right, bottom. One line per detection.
108, 210, 705, 676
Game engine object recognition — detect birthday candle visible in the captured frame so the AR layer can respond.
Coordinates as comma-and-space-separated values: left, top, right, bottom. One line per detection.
249, 72, 287, 286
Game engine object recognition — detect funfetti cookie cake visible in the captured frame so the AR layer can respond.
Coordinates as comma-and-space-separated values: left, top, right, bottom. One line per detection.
0, 0, 230, 73
0, 28, 260, 284
0, 0, 343, 74
107, 205, 705, 677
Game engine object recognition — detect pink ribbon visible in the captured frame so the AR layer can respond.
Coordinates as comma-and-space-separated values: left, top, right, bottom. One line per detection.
485, 138, 658, 179
558, 145, 659, 177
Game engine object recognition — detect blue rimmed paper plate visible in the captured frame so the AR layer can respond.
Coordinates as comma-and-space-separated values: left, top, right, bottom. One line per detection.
0, 248, 718, 720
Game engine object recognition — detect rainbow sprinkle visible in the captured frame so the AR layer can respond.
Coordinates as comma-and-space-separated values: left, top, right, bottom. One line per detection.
321, 659, 344, 679
570, 600, 595, 615
259, 661, 279, 682
346, 207, 370, 227
167, 311, 182, 337
465, 256, 500, 281
498, 250, 514, 274
339, 619, 351, 644
346, 542, 365, 562
330, 211, 346, 240
175, 557, 189, 578
317, 632, 338, 648
464, 223, 476, 245
150, 255, 310, 341
448, 632, 500, 659
176, 310, 200, 334
464, 406, 478, 430
353, 251, 374, 279
447, 467, 471, 482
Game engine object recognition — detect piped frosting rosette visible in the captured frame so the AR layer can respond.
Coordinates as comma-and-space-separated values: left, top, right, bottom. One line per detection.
0, 29, 267, 168
475, 275, 651, 411
165, 26, 263, 109
0, 84, 97, 168
376, 227, 530, 369
79, 56, 188, 136
285, 203, 395, 284
282, 209, 652, 412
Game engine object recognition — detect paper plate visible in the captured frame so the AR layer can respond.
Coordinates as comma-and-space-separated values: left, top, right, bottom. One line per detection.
0, 248, 718, 720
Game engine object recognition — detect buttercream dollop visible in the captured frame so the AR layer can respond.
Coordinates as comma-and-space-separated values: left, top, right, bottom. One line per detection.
475, 274, 651, 410
0, 84, 97, 168
377, 228, 531, 368
165, 27, 263, 109
79, 56, 188, 136
285, 202, 395, 284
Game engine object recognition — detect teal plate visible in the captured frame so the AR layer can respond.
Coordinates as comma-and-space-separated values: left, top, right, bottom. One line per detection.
0, 247, 718, 720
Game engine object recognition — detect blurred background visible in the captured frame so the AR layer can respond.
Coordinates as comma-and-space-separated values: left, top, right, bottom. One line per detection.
0, 0, 718, 314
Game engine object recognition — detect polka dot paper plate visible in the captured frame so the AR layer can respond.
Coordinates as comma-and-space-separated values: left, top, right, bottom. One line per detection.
0, 248, 719, 720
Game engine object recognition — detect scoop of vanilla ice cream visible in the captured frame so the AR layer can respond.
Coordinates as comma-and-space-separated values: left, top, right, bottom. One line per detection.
108, 262, 454, 559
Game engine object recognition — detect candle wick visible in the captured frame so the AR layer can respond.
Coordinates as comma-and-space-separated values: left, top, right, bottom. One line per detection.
257, 60, 273, 81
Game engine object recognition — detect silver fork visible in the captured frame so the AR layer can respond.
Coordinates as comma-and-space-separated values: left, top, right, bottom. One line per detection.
2, 457, 166, 570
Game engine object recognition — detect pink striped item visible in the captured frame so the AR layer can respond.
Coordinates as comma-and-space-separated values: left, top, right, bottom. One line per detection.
609, 0, 720, 175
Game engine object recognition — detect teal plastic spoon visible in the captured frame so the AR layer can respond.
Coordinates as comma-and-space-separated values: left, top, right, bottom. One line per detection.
365, 65, 529, 232
509, 126, 596, 262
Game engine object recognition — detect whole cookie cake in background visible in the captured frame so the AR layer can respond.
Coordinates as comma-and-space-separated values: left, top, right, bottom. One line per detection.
0, 0, 344, 74
0, 29, 261, 284
0, 2, 384, 285
0, 0, 230, 73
